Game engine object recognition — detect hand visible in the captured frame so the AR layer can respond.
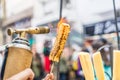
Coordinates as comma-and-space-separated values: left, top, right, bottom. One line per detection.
43, 73, 54, 80
7, 68, 54, 80
7, 68, 34, 80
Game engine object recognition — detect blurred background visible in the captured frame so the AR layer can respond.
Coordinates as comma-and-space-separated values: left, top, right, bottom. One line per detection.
0, 0, 120, 80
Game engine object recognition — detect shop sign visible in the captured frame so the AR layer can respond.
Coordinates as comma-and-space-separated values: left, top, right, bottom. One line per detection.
84, 18, 120, 36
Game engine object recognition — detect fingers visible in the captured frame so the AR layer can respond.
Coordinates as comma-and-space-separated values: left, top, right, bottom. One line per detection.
25, 68, 34, 80
7, 68, 54, 80
7, 68, 34, 80
49, 73, 54, 80
44, 73, 54, 80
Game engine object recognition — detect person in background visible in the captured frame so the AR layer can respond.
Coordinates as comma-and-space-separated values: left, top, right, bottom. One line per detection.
59, 57, 69, 80
31, 53, 45, 80
99, 38, 111, 66
76, 57, 84, 80
70, 44, 86, 80
92, 38, 111, 80
43, 40, 51, 74
84, 38, 93, 55
76, 46, 90, 80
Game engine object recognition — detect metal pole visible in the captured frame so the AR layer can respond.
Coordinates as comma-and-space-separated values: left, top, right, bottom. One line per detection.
57, 0, 63, 80
109, 45, 113, 80
59, 0, 63, 20
112, 0, 120, 50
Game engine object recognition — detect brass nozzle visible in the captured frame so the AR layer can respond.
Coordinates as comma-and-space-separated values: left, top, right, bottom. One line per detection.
7, 28, 15, 36
7, 27, 50, 38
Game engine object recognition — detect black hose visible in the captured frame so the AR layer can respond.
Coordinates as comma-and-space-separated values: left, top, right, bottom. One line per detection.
1, 47, 8, 79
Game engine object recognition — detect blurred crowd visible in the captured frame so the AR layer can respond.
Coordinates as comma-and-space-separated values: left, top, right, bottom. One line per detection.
0, 37, 112, 80
30, 37, 112, 80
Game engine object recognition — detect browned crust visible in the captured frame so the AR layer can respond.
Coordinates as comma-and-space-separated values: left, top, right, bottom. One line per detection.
49, 23, 70, 62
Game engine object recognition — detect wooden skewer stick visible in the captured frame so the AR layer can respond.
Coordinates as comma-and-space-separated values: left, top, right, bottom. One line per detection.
93, 52, 106, 80
79, 52, 94, 80
113, 50, 120, 80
